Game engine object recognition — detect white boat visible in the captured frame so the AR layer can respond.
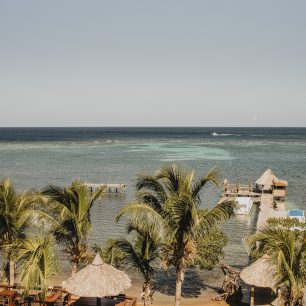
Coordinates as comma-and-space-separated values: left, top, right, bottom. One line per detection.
211, 132, 218, 136
235, 197, 253, 215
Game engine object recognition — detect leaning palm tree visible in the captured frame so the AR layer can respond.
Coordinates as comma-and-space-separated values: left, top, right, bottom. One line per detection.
116, 164, 234, 306
0, 178, 38, 285
42, 180, 105, 275
16, 235, 59, 298
100, 222, 161, 306
248, 225, 306, 306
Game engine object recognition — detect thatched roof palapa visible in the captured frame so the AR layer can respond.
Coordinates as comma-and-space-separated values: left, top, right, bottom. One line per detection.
62, 254, 131, 297
240, 255, 277, 288
273, 179, 288, 187
255, 169, 288, 187
255, 169, 278, 186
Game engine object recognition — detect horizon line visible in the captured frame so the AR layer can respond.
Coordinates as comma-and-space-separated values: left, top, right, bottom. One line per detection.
0, 126, 305, 129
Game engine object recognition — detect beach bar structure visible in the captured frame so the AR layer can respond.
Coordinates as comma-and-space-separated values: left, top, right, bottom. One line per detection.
255, 169, 288, 200
86, 183, 126, 194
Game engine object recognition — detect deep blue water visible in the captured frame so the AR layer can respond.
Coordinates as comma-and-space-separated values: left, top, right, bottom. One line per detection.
0, 127, 305, 142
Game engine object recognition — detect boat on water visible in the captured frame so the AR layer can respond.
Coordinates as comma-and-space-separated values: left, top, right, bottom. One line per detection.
211, 132, 218, 136
235, 197, 253, 215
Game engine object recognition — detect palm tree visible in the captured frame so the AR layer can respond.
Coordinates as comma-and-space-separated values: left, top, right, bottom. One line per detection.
248, 226, 306, 306
116, 164, 234, 306
0, 178, 38, 285
16, 235, 58, 298
42, 180, 105, 275
100, 222, 161, 306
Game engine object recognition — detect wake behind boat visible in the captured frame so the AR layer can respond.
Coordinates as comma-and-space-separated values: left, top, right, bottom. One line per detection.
211, 131, 240, 137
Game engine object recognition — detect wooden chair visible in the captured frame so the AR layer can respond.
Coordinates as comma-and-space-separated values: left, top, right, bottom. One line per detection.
54, 293, 69, 306
0, 296, 9, 306
13, 294, 24, 306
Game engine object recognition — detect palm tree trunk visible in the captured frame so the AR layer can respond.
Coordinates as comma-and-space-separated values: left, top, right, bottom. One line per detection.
174, 265, 185, 306
142, 282, 153, 306
71, 263, 78, 276
9, 260, 15, 286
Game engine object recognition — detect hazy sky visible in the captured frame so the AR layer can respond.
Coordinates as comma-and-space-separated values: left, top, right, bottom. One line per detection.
0, 1, 305, 127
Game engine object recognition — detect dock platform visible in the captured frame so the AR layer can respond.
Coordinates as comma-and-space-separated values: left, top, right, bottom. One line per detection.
219, 191, 288, 231
256, 194, 287, 230
86, 183, 126, 194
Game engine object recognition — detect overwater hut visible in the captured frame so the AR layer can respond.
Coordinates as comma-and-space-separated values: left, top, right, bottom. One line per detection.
255, 169, 288, 199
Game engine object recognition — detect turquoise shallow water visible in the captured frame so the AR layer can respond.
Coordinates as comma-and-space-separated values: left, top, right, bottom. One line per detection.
0, 128, 305, 277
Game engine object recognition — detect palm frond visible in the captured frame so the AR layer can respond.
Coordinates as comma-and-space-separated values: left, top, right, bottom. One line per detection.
135, 192, 163, 214
192, 167, 220, 200
197, 200, 235, 233
136, 175, 167, 203
156, 164, 182, 194
42, 180, 98, 270
115, 203, 166, 238
16, 235, 58, 297
247, 225, 305, 304
42, 185, 71, 209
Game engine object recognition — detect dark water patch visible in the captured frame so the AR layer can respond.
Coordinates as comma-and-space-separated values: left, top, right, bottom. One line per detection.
0, 127, 306, 142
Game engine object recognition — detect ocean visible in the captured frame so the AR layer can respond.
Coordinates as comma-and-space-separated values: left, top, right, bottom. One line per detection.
0, 127, 305, 277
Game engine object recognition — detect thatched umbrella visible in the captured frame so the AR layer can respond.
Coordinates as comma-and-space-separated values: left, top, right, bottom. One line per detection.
240, 255, 277, 306
62, 254, 131, 305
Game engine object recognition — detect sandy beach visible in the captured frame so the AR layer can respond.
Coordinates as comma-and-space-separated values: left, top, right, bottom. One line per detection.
125, 285, 231, 306
53, 271, 249, 305
120, 273, 250, 306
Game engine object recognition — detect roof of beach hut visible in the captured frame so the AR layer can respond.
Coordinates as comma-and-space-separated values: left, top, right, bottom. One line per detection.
255, 169, 279, 186
255, 169, 288, 187
62, 254, 131, 297
240, 255, 276, 288
273, 179, 288, 187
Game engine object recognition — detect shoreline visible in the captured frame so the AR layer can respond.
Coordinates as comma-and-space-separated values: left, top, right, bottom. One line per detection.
50, 268, 250, 306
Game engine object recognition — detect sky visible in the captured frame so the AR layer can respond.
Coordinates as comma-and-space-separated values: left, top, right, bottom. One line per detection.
0, 0, 305, 127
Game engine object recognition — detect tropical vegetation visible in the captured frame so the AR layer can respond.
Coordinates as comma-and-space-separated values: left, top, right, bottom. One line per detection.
95, 221, 161, 306
267, 217, 306, 231
6, 166, 301, 306
0, 178, 39, 285
42, 180, 105, 275
116, 164, 235, 306
16, 235, 59, 298
248, 219, 306, 306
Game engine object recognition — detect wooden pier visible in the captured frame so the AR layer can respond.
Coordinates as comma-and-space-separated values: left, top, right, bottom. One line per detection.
222, 182, 261, 202
222, 171, 289, 231
256, 193, 287, 230
85, 183, 126, 194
